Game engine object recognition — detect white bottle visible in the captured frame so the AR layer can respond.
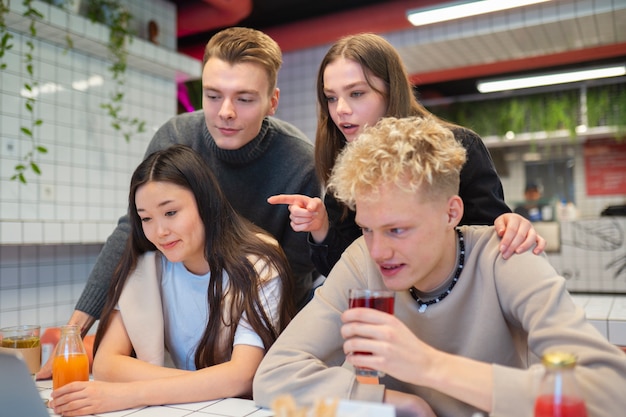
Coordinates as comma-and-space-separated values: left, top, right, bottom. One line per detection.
565, 202, 578, 220
557, 200, 578, 221
557, 200, 568, 221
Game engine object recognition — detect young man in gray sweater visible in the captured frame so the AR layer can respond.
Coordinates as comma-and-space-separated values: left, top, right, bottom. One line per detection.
37, 27, 320, 379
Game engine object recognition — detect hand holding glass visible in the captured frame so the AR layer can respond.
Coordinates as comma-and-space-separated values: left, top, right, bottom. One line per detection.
348, 288, 395, 377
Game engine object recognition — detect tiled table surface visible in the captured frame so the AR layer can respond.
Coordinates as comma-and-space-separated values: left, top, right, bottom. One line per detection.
36, 379, 273, 417
571, 294, 626, 346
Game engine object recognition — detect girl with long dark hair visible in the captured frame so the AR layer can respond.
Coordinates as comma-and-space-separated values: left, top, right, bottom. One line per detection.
49, 145, 295, 416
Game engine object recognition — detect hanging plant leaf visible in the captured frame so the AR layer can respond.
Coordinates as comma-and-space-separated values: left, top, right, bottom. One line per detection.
10, 172, 27, 184
30, 162, 41, 175
3, 0, 50, 183
86, 0, 145, 143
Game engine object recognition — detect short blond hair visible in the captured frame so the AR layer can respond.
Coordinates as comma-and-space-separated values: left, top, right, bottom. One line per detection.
203, 27, 282, 93
328, 116, 467, 209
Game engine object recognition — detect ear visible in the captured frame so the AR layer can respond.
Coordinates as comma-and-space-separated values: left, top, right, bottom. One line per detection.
447, 195, 464, 227
267, 87, 280, 116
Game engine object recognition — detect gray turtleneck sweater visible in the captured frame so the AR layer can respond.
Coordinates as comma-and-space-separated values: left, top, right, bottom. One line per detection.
75, 111, 320, 316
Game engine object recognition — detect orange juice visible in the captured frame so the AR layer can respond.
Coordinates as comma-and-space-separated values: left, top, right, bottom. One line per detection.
52, 353, 89, 389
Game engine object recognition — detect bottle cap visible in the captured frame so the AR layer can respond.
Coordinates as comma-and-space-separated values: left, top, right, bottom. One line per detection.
542, 351, 577, 369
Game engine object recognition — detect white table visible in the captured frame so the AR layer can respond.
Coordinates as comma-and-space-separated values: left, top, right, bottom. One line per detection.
36, 379, 273, 417
36, 379, 394, 417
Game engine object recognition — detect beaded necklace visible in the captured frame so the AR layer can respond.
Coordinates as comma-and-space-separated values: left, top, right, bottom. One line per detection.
409, 228, 465, 313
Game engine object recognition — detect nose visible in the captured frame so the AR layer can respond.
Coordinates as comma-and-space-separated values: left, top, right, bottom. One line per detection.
367, 232, 392, 262
335, 97, 352, 115
155, 220, 170, 237
218, 98, 236, 120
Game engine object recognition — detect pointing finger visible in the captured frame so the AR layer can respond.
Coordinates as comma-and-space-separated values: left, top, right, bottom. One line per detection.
268, 194, 311, 207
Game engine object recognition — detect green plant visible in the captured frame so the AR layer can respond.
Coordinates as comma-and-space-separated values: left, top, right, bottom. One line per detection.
1, 0, 146, 184
587, 83, 626, 140
1, 0, 49, 183
1, 0, 79, 183
12, 0, 47, 183
0, 1, 12, 70
86, 0, 146, 141
42, 0, 75, 52
544, 91, 578, 136
426, 86, 613, 140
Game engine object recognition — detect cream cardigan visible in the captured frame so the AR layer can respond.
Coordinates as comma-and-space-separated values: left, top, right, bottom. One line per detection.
118, 251, 166, 366
118, 245, 280, 367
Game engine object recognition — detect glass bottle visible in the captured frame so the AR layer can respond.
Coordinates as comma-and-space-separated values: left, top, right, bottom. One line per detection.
52, 325, 89, 389
534, 351, 588, 417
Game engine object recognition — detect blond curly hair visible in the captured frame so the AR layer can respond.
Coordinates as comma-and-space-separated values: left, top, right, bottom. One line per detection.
328, 116, 467, 210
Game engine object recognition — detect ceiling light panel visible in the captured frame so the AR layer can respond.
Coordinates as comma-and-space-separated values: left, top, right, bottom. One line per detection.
476, 65, 626, 93
406, 0, 551, 27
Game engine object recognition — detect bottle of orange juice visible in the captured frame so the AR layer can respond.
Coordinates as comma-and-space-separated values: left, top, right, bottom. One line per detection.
52, 325, 89, 389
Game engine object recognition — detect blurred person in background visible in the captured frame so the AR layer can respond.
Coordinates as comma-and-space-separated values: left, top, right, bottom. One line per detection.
514, 182, 546, 222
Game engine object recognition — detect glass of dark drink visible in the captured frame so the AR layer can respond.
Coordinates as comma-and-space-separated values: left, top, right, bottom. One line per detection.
348, 288, 395, 377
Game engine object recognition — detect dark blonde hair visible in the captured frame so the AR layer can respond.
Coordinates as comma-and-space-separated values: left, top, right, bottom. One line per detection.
203, 27, 282, 94
328, 116, 466, 209
315, 33, 459, 186
94, 145, 295, 368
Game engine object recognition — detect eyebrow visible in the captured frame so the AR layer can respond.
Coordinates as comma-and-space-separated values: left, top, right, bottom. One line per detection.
324, 80, 368, 94
203, 86, 260, 96
356, 219, 406, 229
136, 199, 175, 212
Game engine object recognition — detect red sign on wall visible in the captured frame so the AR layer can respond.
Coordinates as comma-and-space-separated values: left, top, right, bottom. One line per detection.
584, 138, 626, 196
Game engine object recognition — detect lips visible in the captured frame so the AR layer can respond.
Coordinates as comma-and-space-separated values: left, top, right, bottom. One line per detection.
340, 123, 360, 138
160, 240, 179, 250
378, 263, 404, 277
218, 127, 239, 136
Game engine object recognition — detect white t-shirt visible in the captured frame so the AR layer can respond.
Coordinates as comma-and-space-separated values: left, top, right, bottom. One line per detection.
160, 258, 281, 370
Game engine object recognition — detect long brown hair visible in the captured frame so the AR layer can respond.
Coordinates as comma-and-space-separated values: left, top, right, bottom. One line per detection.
94, 145, 295, 368
315, 33, 459, 186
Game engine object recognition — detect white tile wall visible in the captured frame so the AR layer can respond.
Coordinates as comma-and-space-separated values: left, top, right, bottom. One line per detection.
276, 45, 328, 141
0, 244, 101, 329
0, 0, 199, 327
0, 0, 200, 246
